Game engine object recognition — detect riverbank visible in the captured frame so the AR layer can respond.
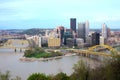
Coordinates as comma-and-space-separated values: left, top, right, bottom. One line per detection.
19, 53, 77, 62
19, 56, 63, 62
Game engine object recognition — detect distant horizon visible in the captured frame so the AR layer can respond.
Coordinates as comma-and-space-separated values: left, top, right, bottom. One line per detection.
1, 27, 120, 30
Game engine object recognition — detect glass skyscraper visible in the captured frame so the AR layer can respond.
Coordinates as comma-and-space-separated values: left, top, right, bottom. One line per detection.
78, 23, 86, 42
92, 32, 100, 46
78, 21, 89, 43
70, 18, 76, 33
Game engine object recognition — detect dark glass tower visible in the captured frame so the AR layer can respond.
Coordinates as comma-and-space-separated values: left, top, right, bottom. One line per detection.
92, 32, 100, 46
64, 31, 73, 45
70, 18, 76, 33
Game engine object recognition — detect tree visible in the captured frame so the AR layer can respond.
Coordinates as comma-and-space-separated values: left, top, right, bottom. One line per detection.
53, 72, 69, 80
0, 71, 10, 80
27, 73, 50, 80
0, 71, 21, 80
70, 60, 90, 80
104, 55, 120, 80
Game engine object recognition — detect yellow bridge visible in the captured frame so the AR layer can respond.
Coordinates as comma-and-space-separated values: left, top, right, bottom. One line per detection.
0, 39, 29, 50
71, 45, 119, 57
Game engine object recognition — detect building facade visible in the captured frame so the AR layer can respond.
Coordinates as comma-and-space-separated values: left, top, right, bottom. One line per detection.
66, 38, 74, 48
78, 23, 86, 42
102, 23, 108, 39
92, 32, 100, 46
85, 20, 89, 38
78, 21, 89, 43
64, 31, 73, 45
48, 38, 60, 47
70, 18, 76, 33
56, 26, 64, 44
76, 38, 84, 48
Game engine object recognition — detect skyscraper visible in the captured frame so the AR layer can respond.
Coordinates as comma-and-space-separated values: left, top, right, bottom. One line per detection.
102, 23, 109, 44
107, 27, 111, 38
64, 31, 73, 45
70, 18, 76, 33
85, 20, 89, 38
92, 32, 100, 46
78, 21, 89, 43
78, 23, 86, 42
56, 26, 64, 44
102, 23, 107, 39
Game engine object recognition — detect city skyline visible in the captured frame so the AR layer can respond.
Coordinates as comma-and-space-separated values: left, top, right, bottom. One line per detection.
0, 0, 120, 29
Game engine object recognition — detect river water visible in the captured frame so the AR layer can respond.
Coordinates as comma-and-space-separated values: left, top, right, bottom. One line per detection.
0, 39, 99, 80
0, 48, 100, 80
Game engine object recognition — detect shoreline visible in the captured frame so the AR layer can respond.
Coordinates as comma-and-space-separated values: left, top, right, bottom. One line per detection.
19, 53, 77, 62
19, 56, 63, 62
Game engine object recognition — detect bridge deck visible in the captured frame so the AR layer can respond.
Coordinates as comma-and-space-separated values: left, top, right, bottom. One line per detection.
73, 50, 112, 57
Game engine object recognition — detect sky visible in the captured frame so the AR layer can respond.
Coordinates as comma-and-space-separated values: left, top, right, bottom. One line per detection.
0, 0, 120, 29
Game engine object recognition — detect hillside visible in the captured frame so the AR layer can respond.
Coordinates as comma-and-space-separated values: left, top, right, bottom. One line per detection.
19, 28, 45, 35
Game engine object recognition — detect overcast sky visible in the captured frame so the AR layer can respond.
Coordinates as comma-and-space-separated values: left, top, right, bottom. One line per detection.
0, 0, 120, 29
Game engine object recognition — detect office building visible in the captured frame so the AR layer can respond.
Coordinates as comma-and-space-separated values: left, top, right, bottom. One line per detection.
85, 20, 89, 38
64, 31, 73, 45
26, 35, 42, 47
78, 23, 86, 42
41, 36, 48, 47
38, 37, 42, 47
78, 21, 89, 43
56, 26, 64, 43
45, 30, 49, 37
102, 23, 108, 39
70, 18, 76, 33
92, 32, 100, 46
48, 38, 60, 48
66, 38, 74, 48
107, 27, 111, 38
48, 30, 58, 38
101, 23, 111, 44
76, 38, 84, 48
100, 36, 105, 45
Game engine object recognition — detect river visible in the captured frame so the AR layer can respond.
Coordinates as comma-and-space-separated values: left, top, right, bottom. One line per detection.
0, 39, 100, 80
0, 48, 100, 80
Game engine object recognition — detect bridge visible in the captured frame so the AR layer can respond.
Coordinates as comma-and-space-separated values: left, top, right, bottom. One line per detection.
0, 39, 29, 50
70, 45, 119, 57
94, 44, 120, 51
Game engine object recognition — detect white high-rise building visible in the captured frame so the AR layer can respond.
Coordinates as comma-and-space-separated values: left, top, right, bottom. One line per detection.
45, 30, 49, 37
102, 23, 107, 39
85, 20, 89, 38
100, 36, 105, 45
38, 37, 42, 47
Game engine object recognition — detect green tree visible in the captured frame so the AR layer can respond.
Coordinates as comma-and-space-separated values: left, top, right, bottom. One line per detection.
24, 49, 33, 57
27, 73, 50, 80
70, 60, 89, 80
0, 71, 10, 80
104, 55, 120, 80
53, 72, 69, 80
0, 71, 21, 80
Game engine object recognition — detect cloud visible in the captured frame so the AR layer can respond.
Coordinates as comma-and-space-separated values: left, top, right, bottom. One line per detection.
0, 0, 67, 21
0, 0, 120, 29
95, 16, 120, 22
